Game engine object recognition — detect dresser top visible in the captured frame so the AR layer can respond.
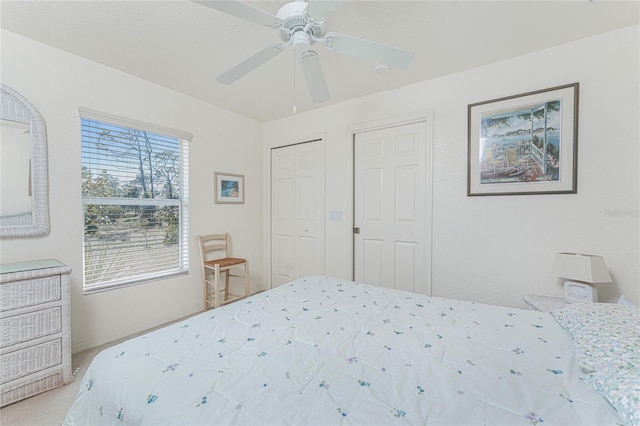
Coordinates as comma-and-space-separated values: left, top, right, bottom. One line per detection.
0, 259, 67, 275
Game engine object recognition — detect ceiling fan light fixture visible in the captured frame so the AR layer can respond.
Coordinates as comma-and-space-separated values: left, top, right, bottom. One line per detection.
291, 31, 311, 52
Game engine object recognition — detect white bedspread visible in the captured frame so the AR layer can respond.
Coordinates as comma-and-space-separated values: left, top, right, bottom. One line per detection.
64, 276, 621, 425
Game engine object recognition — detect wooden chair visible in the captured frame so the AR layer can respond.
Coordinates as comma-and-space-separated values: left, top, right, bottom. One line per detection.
198, 233, 250, 311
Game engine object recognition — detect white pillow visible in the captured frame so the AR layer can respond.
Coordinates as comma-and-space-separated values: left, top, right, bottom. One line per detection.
618, 294, 637, 306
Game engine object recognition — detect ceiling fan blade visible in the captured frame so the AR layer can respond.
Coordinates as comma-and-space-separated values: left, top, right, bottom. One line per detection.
299, 50, 330, 104
193, 1, 280, 28
217, 44, 285, 84
324, 32, 414, 69
305, 0, 345, 22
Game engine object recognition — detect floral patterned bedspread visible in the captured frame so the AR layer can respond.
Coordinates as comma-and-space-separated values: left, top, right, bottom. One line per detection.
64, 276, 621, 425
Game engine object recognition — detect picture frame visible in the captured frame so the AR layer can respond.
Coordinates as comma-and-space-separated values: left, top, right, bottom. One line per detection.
467, 83, 578, 196
214, 172, 244, 204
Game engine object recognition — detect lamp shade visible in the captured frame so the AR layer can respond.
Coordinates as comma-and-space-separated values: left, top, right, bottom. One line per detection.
551, 252, 612, 283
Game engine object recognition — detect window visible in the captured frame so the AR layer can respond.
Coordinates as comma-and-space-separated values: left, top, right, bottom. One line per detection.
80, 108, 191, 293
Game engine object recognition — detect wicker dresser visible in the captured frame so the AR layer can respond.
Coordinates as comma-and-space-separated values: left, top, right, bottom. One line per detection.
0, 259, 73, 407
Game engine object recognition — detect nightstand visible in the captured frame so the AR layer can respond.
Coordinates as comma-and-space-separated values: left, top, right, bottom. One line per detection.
523, 294, 568, 312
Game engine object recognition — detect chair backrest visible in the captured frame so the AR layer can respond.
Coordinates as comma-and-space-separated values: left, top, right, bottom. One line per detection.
198, 233, 231, 263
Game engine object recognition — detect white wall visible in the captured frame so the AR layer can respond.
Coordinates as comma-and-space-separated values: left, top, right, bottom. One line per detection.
263, 24, 640, 307
0, 30, 265, 353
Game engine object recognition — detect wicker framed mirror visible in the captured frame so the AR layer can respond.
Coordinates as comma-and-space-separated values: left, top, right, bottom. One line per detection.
0, 83, 49, 237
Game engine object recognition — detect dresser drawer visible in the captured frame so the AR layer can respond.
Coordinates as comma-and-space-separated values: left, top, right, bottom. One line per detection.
1, 370, 64, 407
0, 339, 62, 384
0, 275, 61, 312
0, 307, 62, 349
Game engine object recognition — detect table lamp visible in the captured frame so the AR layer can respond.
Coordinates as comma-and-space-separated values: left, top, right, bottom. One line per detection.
551, 252, 612, 303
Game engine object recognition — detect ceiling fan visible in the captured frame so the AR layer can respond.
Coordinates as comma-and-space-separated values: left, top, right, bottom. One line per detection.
194, 0, 414, 104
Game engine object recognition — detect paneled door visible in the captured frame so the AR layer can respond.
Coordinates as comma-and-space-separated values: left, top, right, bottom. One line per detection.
354, 121, 429, 294
271, 140, 324, 287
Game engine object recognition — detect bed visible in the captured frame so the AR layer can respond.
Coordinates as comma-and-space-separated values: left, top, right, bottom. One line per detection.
64, 276, 639, 425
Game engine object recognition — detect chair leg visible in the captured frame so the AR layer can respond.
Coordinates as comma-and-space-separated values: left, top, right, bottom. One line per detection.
214, 264, 221, 308
224, 270, 230, 302
203, 270, 208, 312
244, 260, 250, 298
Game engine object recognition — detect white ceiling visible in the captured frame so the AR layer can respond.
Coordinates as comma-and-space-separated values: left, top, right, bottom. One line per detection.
2, 1, 638, 122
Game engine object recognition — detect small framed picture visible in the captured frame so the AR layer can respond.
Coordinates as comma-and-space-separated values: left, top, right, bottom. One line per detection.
214, 172, 244, 204
468, 83, 579, 196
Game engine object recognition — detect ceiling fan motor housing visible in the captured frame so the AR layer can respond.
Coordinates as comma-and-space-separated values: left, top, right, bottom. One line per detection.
276, 1, 325, 45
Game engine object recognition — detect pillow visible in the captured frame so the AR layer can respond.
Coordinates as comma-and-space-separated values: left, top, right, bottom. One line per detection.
550, 303, 640, 374
583, 367, 640, 426
618, 294, 637, 307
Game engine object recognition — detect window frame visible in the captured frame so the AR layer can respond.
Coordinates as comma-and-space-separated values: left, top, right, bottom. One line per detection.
79, 108, 192, 294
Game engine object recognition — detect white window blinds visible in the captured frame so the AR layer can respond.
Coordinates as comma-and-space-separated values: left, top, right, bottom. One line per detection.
80, 110, 190, 293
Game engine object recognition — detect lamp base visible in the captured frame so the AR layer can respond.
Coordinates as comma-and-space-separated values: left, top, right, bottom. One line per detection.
564, 281, 597, 303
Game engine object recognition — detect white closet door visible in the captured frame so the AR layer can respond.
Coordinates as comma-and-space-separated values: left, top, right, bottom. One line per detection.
271, 141, 324, 287
354, 122, 429, 294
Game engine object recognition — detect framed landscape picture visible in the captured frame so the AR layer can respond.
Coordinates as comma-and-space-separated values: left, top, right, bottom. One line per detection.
467, 83, 579, 196
214, 172, 244, 204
